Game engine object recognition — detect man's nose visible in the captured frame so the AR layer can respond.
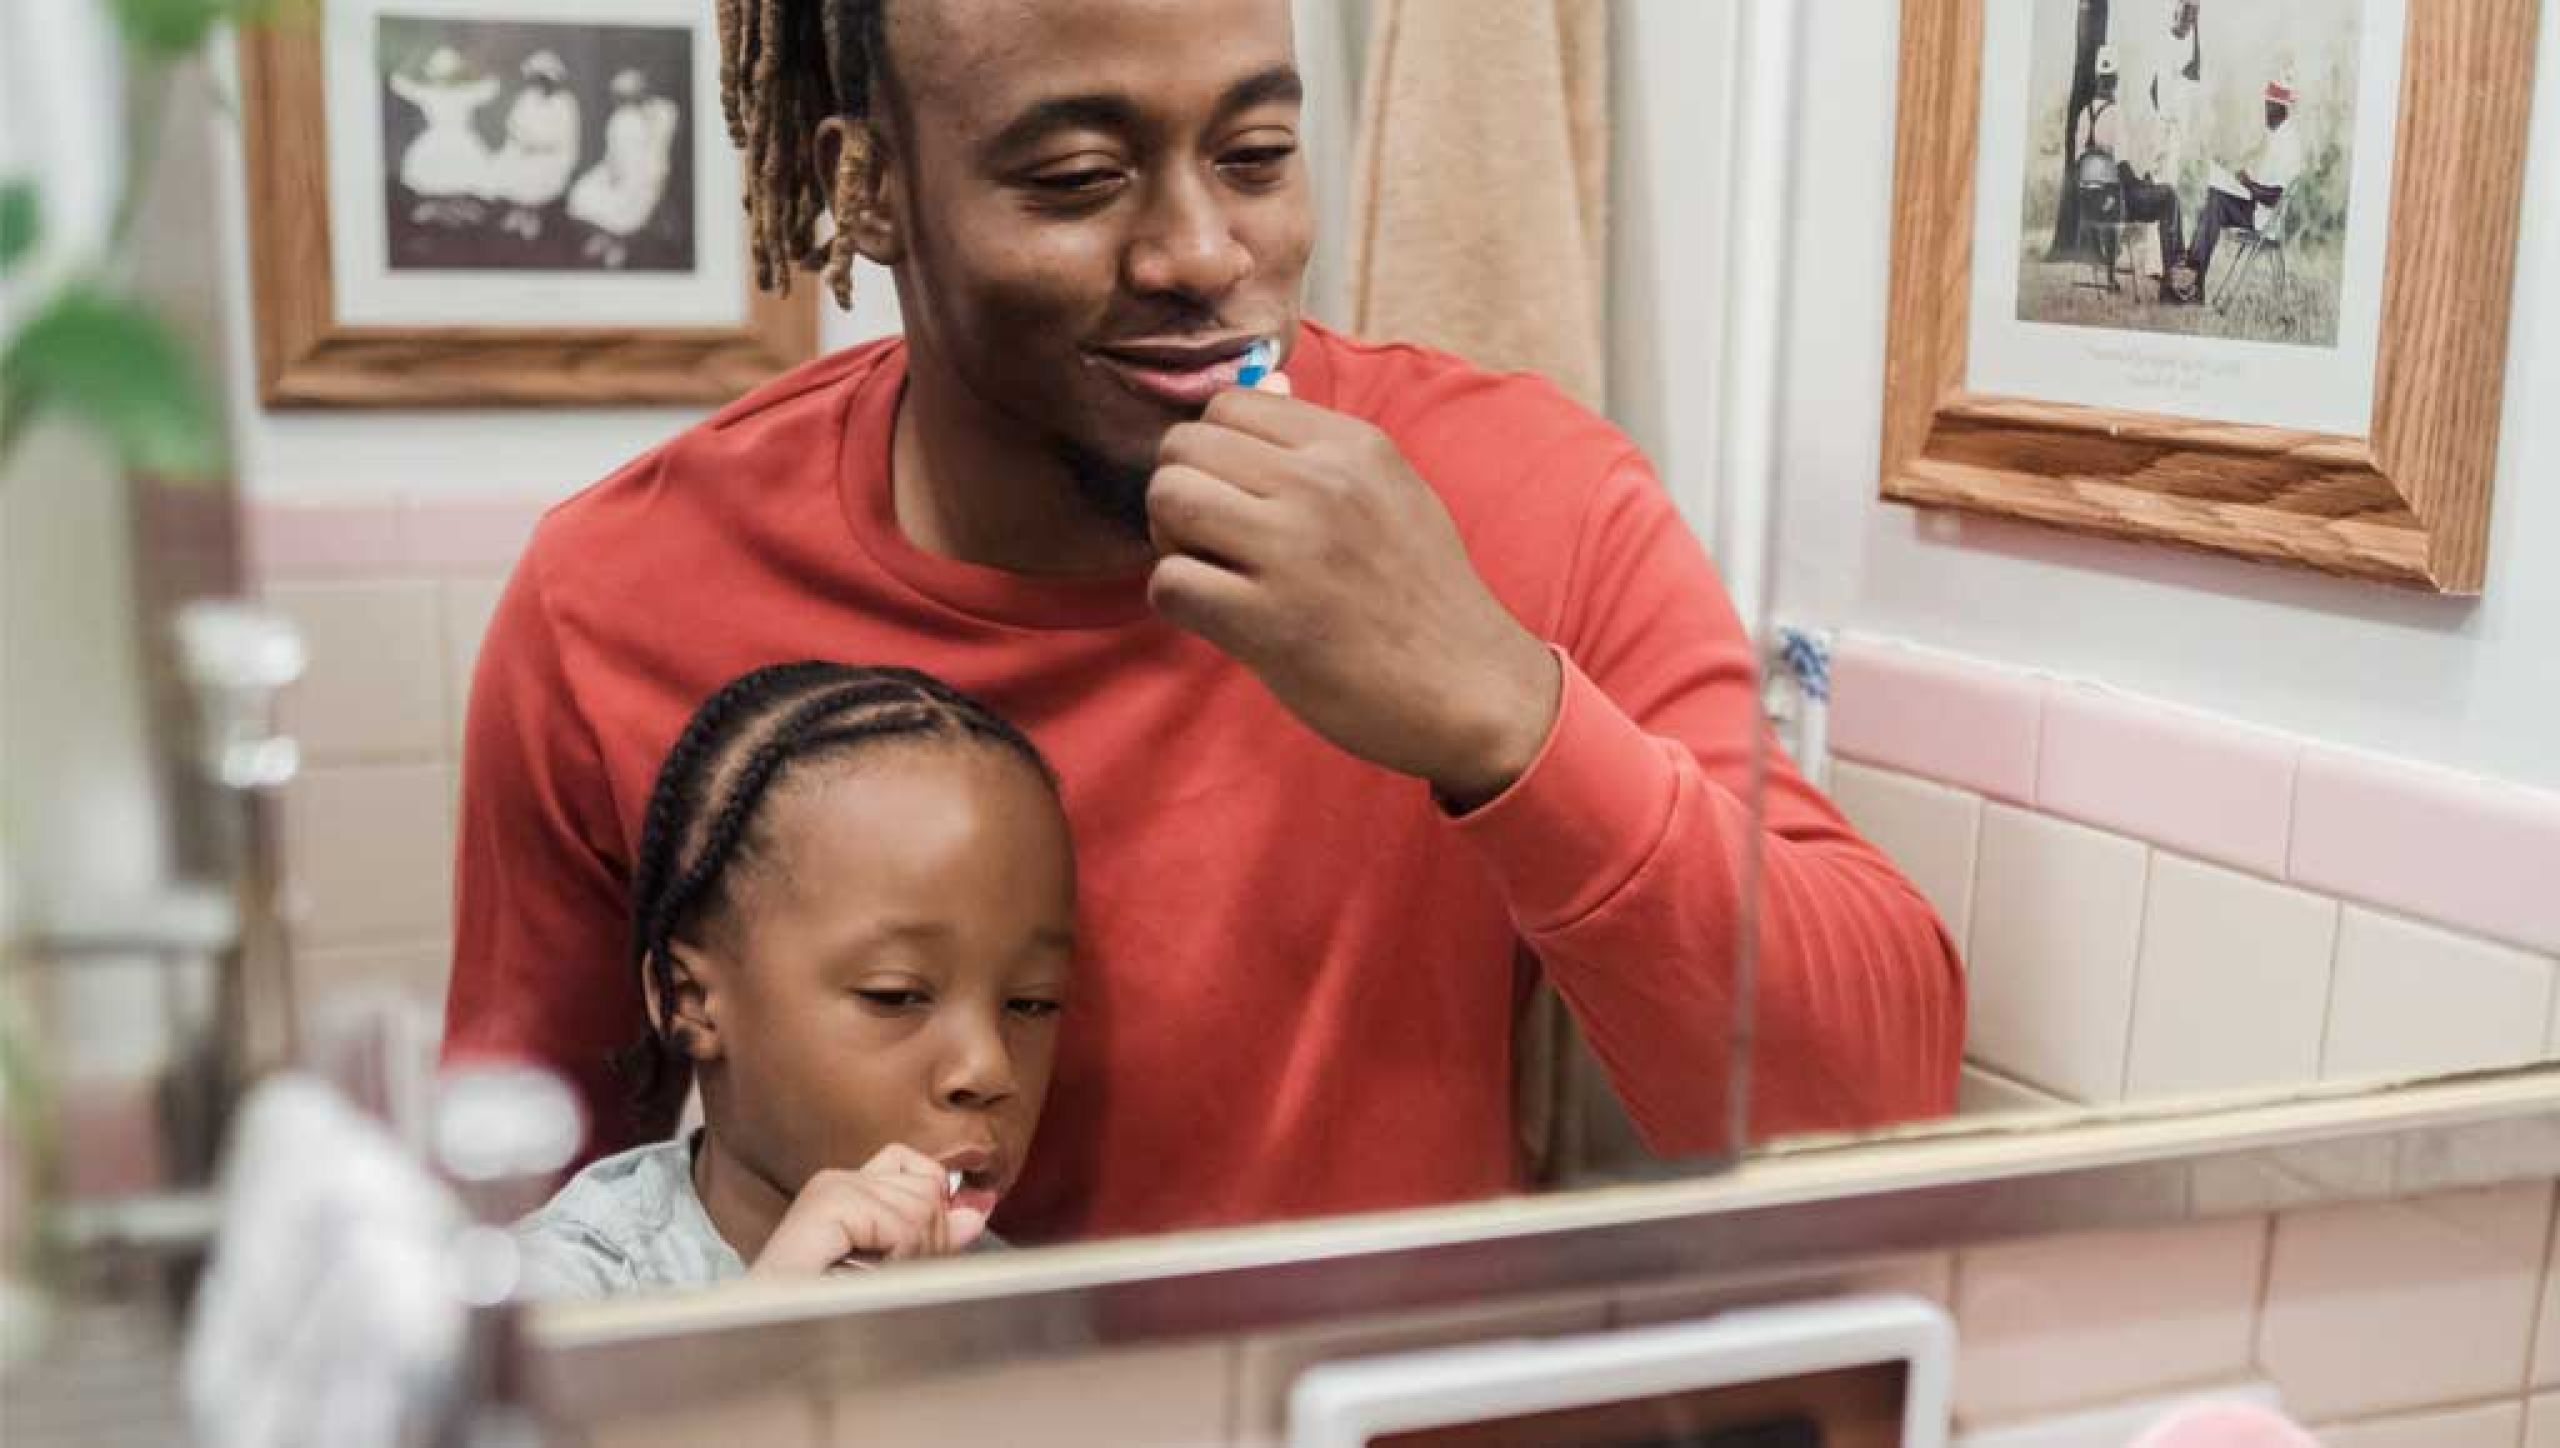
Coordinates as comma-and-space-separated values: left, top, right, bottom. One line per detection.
1124, 170, 1252, 301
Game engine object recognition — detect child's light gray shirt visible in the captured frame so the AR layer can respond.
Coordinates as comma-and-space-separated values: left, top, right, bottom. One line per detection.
511, 1135, 1008, 1300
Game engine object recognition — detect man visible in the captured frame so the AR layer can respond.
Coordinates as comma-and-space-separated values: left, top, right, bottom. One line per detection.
2134, 1, 2204, 298
2184, 73, 2303, 301
2076, 44, 2185, 299
445, 0, 1963, 1244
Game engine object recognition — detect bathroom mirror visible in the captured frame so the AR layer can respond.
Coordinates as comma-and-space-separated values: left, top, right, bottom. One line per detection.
34, 0, 2551, 1406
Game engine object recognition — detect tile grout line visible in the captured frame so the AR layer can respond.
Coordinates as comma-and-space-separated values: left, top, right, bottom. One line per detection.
2311, 899, 2347, 1084
2116, 846, 2159, 1102
2519, 1189, 2560, 1409
2247, 1209, 2281, 1358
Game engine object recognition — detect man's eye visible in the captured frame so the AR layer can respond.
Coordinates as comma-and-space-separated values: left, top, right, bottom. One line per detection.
1221, 145, 1296, 180
856, 989, 929, 1010
1007, 999, 1063, 1021
1028, 168, 1125, 197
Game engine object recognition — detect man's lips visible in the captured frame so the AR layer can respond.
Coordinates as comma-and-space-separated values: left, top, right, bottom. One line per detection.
1088, 335, 1264, 409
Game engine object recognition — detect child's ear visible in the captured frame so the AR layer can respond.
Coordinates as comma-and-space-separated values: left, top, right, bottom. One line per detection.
652, 943, 727, 1065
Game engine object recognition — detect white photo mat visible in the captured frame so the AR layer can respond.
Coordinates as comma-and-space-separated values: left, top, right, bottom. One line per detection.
1963, 0, 2407, 438
323, 0, 748, 329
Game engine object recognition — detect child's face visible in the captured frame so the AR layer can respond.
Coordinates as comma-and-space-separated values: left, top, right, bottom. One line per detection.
695, 743, 1075, 1221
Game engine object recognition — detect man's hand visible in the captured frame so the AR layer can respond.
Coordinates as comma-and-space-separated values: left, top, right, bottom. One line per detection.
750, 1143, 987, 1278
1145, 378, 1561, 812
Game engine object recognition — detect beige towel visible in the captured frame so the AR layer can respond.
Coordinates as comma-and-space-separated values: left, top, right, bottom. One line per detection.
1346, 0, 1610, 409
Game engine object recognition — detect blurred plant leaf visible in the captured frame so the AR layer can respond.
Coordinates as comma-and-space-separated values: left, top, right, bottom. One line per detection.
108, 0, 296, 59
0, 181, 35, 276
1, 287, 223, 479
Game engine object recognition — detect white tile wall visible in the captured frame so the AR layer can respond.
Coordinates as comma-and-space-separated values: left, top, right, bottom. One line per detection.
439, 577, 505, 754
823, 1342, 1233, 1448
1957, 1064, 2069, 1118
2310, 1400, 2526, 1448
1965, 805, 2151, 1103
2536, 1200, 2560, 1389
1611, 1251, 1953, 1327
1827, 761, 1984, 950
1951, 1216, 2266, 1426
269, 581, 448, 764
588, 1389, 825, 1448
280, 764, 459, 947
2257, 1182, 2553, 1421
1232, 1291, 1609, 1448
2530, 1391, 2560, 1448
2123, 856, 2338, 1100
2323, 909, 2556, 1084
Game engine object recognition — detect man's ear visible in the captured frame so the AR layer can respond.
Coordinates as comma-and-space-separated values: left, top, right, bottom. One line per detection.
648, 942, 728, 1065
817, 116, 904, 267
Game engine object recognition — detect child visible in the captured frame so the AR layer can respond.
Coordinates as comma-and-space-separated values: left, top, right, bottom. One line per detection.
512, 662, 1076, 1297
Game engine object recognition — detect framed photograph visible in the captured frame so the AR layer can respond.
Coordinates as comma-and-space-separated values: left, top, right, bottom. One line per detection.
240, 0, 815, 407
1881, 0, 2540, 592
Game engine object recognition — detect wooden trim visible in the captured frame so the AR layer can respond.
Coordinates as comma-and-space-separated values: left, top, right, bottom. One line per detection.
238, 20, 817, 409
1880, 0, 2540, 594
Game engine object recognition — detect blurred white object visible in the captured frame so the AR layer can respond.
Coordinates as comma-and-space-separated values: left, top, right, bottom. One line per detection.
182, 1074, 468, 1448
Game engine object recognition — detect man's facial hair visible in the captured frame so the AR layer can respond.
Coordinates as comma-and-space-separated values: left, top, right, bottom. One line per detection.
1061, 441, 1155, 541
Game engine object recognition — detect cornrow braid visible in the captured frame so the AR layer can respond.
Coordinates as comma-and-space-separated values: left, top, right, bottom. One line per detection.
612, 661, 1057, 1127
716, 0, 890, 310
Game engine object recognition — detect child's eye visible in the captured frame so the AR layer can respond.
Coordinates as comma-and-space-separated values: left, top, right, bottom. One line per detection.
1007, 999, 1062, 1021
856, 989, 929, 1011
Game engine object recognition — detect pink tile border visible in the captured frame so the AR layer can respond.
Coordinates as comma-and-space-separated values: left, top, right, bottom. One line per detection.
400, 499, 547, 574
2291, 748, 2560, 956
2037, 685, 2301, 879
1829, 638, 2044, 804
249, 499, 549, 583
248, 502, 407, 582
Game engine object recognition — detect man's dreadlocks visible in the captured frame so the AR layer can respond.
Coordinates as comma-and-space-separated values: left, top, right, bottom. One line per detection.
716, 0, 890, 309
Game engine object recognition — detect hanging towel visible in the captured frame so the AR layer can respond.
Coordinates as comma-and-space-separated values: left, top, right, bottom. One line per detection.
1346, 0, 1611, 410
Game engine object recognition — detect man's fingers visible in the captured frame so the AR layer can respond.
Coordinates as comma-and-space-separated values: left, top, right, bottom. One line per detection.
1147, 464, 1271, 567
1159, 416, 1300, 497
1200, 382, 1353, 448
1147, 553, 1259, 654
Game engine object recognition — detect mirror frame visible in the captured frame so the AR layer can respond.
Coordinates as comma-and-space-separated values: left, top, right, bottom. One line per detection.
530, 1066, 2560, 1423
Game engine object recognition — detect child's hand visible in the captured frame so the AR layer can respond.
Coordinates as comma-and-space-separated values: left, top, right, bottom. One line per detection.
750, 1144, 990, 1278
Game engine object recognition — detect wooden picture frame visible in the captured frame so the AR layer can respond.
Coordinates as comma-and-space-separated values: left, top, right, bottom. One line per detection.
1881, 0, 2539, 593
239, 13, 815, 408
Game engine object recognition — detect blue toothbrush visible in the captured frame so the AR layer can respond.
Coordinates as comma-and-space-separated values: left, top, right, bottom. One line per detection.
1236, 338, 1276, 389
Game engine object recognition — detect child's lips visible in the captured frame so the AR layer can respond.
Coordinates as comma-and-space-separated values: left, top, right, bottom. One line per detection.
950, 1183, 1002, 1218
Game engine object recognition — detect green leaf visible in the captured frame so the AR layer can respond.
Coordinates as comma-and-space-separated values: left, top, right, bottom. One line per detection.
0, 288, 224, 479
0, 181, 35, 275
109, 0, 235, 56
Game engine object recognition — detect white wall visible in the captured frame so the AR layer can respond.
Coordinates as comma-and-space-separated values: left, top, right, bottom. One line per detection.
1608, 0, 1742, 551
1771, 4, 2560, 790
